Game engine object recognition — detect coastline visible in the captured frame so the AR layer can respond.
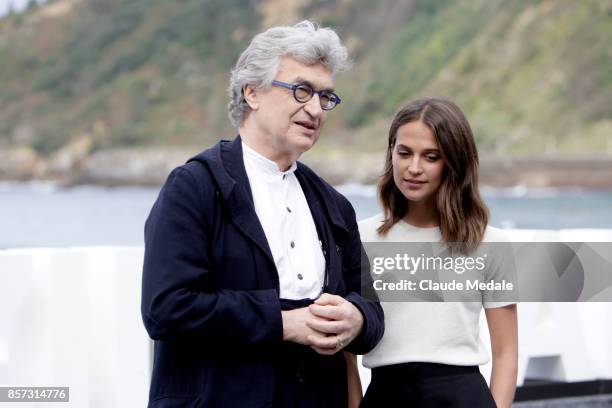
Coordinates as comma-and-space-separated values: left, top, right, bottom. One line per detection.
1, 146, 612, 189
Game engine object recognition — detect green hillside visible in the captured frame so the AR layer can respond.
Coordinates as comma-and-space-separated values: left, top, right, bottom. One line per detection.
1, 0, 610, 158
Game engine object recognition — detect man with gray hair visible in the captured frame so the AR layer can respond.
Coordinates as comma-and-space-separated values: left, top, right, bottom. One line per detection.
142, 20, 384, 407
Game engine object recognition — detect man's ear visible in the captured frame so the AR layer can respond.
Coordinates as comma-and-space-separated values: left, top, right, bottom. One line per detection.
243, 84, 259, 110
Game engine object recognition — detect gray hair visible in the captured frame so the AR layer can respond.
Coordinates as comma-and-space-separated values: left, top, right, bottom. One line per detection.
228, 20, 351, 128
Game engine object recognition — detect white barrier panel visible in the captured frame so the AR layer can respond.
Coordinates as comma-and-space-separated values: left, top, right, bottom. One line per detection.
0, 247, 149, 408
477, 229, 612, 386
0, 229, 611, 406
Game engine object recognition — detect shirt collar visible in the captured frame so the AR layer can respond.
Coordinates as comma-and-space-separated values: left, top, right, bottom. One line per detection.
242, 141, 297, 180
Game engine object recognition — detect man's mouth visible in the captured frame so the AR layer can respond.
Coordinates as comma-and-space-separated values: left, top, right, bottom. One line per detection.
295, 121, 316, 131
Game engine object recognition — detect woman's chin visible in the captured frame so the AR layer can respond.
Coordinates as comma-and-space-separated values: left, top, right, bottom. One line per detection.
400, 190, 435, 205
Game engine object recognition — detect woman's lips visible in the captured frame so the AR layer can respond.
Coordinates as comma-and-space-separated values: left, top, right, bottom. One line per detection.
404, 179, 427, 188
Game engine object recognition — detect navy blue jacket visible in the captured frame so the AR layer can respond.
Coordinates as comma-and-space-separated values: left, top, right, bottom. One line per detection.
141, 136, 384, 407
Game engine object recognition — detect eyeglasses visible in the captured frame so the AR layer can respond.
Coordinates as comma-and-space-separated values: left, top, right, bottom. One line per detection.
271, 80, 341, 111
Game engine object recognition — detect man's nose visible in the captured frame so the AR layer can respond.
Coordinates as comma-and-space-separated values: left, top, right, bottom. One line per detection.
304, 94, 323, 118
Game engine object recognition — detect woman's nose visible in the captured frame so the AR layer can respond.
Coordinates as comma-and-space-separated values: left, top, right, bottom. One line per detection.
408, 158, 423, 176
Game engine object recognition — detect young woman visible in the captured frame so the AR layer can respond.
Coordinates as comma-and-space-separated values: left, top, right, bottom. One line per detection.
355, 97, 518, 407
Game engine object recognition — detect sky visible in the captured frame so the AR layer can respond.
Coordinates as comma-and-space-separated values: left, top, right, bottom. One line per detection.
0, 0, 37, 17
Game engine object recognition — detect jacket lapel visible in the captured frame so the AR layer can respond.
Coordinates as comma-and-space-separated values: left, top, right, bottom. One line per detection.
219, 137, 276, 267
295, 166, 351, 293
295, 163, 351, 241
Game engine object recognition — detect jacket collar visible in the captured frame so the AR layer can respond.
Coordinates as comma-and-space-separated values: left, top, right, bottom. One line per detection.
191, 135, 350, 243
189, 136, 273, 264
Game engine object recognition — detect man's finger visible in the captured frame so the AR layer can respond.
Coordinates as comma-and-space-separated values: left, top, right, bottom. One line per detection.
308, 333, 342, 350
309, 304, 344, 320
306, 317, 346, 334
311, 345, 340, 355
314, 293, 344, 306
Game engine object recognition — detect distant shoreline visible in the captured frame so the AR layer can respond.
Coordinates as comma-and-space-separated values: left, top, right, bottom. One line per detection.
1, 147, 612, 189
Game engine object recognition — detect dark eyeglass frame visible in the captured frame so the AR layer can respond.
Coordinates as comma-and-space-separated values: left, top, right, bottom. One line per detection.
271, 80, 341, 111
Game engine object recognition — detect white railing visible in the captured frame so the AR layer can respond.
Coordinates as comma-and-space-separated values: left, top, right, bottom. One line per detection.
0, 229, 611, 407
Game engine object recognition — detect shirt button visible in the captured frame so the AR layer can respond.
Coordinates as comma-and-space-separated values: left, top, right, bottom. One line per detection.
290, 241, 295, 248
297, 274, 303, 280
286, 206, 292, 213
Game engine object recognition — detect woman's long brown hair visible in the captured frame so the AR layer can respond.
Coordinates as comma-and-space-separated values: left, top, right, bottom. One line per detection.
377, 97, 488, 253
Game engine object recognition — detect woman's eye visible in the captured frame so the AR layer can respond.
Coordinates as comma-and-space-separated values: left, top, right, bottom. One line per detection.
426, 155, 439, 162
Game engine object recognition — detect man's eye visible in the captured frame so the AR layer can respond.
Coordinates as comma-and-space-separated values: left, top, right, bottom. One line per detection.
295, 85, 312, 99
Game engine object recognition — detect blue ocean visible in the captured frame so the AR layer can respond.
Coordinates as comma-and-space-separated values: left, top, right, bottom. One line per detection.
1, 182, 612, 248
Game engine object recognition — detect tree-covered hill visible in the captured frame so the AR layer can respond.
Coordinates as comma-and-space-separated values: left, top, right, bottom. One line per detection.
1, 0, 610, 160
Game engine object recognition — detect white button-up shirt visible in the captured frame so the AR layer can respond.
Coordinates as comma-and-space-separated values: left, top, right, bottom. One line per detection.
242, 142, 326, 300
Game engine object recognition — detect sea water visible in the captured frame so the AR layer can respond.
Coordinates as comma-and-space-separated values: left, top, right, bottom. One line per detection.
1, 182, 612, 248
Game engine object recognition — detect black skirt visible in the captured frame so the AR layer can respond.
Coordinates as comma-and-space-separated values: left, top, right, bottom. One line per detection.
361, 362, 497, 408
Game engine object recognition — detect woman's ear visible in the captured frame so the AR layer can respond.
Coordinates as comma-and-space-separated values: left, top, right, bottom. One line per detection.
243, 84, 259, 110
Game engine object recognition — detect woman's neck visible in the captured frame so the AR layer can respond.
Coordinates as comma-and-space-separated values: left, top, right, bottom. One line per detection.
403, 200, 439, 228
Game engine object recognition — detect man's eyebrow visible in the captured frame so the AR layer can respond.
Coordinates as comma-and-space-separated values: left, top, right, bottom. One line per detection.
294, 77, 335, 92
